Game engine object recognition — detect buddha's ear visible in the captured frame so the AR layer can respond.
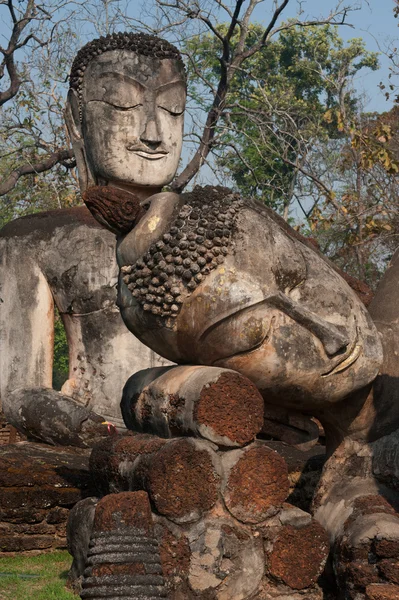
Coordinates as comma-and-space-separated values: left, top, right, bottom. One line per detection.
65, 88, 81, 140
64, 89, 95, 192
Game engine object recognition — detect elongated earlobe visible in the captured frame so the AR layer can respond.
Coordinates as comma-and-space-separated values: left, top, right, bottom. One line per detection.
65, 89, 95, 192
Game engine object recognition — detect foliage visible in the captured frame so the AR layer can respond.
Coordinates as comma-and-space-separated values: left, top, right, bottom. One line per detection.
184, 23, 379, 213
53, 309, 69, 391
0, 0, 397, 287
299, 108, 399, 286
0, 550, 75, 600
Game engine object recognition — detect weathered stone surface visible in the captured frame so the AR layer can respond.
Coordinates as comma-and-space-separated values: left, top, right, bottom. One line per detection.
261, 404, 320, 451
118, 185, 383, 409
221, 443, 290, 523
83, 185, 145, 234
278, 503, 312, 528
374, 538, 399, 559
366, 584, 399, 599
265, 441, 325, 512
0, 205, 172, 443
378, 560, 399, 585
93, 491, 154, 533
5, 388, 109, 448
139, 438, 220, 524
122, 365, 263, 447
185, 516, 264, 600
80, 490, 166, 600
0, 535, 55, 552
67, 497, 98, 593
0, 442, 91, 553
89, 432, 167, 495
344, 560, 380, 589
267, 521, 329, 590
195, 370, 264, 446
330, 492, 399, 598
154, 518, 191, 581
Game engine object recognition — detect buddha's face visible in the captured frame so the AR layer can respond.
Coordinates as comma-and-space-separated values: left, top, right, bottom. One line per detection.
80, 50, 186, 189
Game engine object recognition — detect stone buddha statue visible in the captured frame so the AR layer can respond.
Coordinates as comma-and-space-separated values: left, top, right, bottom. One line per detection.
62, 31, 394, 452
62, 32, 399, 599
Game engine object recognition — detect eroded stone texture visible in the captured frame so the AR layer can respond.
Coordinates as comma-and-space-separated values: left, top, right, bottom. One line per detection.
185, 516, 264, 600
378, 561, 399, 585
6, 388, 108, 448
83, 185, 145, 234
93, 491, 153, 533
267, 521, 329, 590
59, 30, 399, 600
67, 497, 98, 593
265, 441, 325, 512
261, 404, 320, 451
89, 432, 167, 495
221, 443, 290, 523
332, 495, 399, 597
81, 491, 167, 600
196, 371, 264, 446
0, 442, 91, 554
0, 206, 172, 438
118, 186, 383, 409
366, 584, 399, 600
139, 438, 220, 524
122, 365, 264, 447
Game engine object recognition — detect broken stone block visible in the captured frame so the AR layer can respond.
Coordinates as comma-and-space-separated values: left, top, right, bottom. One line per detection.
81, 492, 166, 599
89, 433, 167, 495
184, 515, 264, 600
121, 365, 264, 447
221, 442, 290, 523
0, 441, 91, 554
6, 388, 108, 447
366, 584, 399, 600
266, 520, 329, 590
135, 438, 220, 524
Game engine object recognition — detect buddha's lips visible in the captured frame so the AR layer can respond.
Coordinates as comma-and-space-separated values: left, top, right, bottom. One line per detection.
134, 151, 168, 160
126, 145, 169, 160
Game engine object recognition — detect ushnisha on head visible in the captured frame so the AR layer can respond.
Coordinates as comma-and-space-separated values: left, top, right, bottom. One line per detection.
65, 32, 186, 199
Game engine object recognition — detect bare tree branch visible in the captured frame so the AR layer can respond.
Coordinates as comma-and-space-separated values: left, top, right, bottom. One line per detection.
0, 148, 74, 195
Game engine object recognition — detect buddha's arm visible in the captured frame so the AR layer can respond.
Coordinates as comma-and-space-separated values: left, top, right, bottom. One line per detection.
0, 243, 54, 413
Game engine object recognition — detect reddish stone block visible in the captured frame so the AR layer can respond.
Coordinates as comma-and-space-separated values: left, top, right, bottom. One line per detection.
378, 560, 399, 585
195, 371, 264, 446
366, 583, 399, 599
83, 185, 144, 234
157, 523, 190, 578
93, 491, 153, 534
143, 439, 219, 523
374, 539, 399, 559
223, 444, 290, 523
0, 534, 54, 552
345, 561, 380, 589
89, 433, 167, 495
268, 521, 329, 590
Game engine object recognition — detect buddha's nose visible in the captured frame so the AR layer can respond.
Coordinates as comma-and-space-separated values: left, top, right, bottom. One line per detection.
140, 117, 162, 150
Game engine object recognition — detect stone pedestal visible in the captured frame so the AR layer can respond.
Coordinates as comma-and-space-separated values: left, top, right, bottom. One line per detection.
69, 432, 329, 599
0, 442, 92, 554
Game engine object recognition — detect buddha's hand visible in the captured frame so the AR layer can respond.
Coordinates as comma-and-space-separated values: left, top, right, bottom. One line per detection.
116, 191, 183, 267
83, 185, 146, 235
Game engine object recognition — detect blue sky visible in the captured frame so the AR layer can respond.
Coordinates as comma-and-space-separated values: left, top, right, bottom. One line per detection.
0, 0, 397, 113
267, 0, 399, 113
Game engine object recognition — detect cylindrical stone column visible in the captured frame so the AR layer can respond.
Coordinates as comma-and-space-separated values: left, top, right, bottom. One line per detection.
220, 442, 290, 523
121, 365, 264, 447
80, 491, 166, 600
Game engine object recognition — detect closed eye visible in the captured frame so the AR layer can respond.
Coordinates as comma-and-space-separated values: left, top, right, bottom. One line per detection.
114, 104, 143, 111
87, 100, 142, 111
158, 105, 184, 117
